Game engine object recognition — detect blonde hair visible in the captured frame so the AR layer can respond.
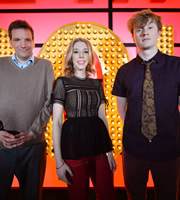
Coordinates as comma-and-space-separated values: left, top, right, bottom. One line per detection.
64, 38, 95, 77
127, 9, 162, 35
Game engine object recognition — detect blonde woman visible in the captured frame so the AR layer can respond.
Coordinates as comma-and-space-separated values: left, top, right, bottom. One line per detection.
52, 38, 117, 200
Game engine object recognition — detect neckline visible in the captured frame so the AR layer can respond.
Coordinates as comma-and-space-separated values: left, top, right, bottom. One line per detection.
73, 75, 87, 80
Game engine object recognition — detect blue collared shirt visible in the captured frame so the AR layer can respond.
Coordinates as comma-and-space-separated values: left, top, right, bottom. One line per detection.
12, 54, 34, 69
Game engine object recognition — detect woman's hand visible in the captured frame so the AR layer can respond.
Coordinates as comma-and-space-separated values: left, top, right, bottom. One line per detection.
107, 151, 117, 173
56, 161, 73, 185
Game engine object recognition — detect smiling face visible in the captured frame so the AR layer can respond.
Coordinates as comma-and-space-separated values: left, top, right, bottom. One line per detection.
133, 19, 161, 52
10, 28, 34, 64
72, 41, 89, 76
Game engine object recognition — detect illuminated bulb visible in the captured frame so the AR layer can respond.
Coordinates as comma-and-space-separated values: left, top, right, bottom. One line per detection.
99, 54, 103, 58
111, 48, 115, 52
99, 42, 103, 46
57, 30, 62, 34
105, 30, 109, 34
105, 48, 109, 52
76, 30, 79, 34
76, 24, 80, 28
111, 133, 115, 137
123, 54, 127, 58
69, 30, 73, 34
112, 139, 116, 144
99, 30, 103, 34
52, 36, 56, 41
111, 60, 115, 64
93, 43, 97, 46
117, 133, 121, 137
93, 36, 97, 40
93, 30, 97, 34
105, 54, 109, 58
46, 42, 50, 47
111, 54, 115, 58
105, 60, 109, 64
111, 42, 115, 46
99, 48, 103, 52
58, 60, 62, 64
87, 30, 91, 34
81, 24, 85, 29
87, 24, 91, 28
168, 50, 172, 54
99, 36, 103, 40
81, 30, 85, 34
117, 127, 121, 131
111, 114, 115, 118
58, 66, 62, 70
105, 42, 109, 46
87, 36, 91, 40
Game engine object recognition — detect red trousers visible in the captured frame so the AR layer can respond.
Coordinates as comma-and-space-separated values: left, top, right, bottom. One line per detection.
65, 154, 117, 200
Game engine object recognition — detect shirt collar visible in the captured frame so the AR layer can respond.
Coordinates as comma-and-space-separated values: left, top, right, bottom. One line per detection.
135, 50, 163, 65
12, 54, 34, 69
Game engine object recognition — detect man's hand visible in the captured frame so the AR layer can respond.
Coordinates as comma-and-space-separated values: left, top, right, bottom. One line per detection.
14, 131, 35, 147
0, 130, 19, 149
0, 130, 35, 148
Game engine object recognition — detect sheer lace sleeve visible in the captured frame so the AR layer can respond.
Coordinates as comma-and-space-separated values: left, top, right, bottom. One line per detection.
52, 77, 65, 106
99, 80, 108, 105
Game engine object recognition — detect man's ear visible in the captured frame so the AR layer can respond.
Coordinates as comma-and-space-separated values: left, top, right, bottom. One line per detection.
158, 30, 161, 38
9, 39, 13, 48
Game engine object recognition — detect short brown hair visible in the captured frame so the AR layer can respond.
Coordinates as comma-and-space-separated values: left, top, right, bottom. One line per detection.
64, 38, 95, 77
127, 9, 162, 35
8, 20, 34, 40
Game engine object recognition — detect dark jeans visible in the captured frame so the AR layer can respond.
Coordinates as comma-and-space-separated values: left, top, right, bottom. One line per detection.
122, 149, 177, 200
177, 157, 180, 200
65, 154, 117, 200
0, 142, 46, 200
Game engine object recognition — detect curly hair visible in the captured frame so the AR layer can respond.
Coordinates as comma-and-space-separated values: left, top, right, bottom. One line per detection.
64, 38, 95, 77
127, 9, 162, 36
